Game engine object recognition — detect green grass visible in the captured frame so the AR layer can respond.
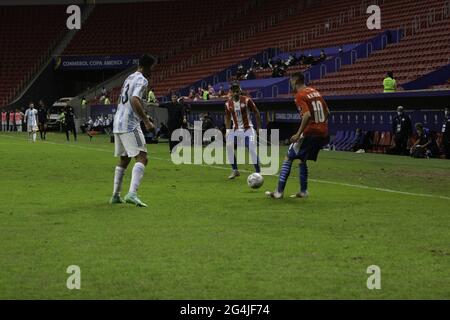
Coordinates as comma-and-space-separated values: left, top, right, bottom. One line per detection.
0, 132, 449, 299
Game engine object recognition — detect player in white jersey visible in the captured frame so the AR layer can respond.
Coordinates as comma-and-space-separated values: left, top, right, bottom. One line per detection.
110, 54, 155, 207
24, 102, 38, 142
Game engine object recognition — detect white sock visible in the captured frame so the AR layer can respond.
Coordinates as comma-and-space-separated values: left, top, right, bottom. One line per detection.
32, 132, 36, 142
113, 166, 126, 196
129, 162, 145, 194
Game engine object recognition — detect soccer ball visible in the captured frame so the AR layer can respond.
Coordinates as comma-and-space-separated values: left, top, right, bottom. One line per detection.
247, 173, 264, 189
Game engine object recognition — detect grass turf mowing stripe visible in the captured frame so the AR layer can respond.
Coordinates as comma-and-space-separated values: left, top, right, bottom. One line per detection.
1, 134, 448, 201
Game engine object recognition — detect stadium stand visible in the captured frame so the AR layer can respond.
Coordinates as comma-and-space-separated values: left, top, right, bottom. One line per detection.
152, 0, 449, 97
69, 0, 449, 101
309, 0, 450, 95
151, 0, 369, 96
0, 5, 67, 106
63, 0, 250, 58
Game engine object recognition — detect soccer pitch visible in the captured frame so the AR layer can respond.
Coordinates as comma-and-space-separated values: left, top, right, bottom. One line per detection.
0, 132, 448, 299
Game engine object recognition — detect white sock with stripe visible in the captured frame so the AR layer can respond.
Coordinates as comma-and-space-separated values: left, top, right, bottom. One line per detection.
129, 162, 145, 194
113, 166, 126, 196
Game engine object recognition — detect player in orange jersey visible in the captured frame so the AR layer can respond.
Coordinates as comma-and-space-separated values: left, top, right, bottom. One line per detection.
266, 72, 330, 199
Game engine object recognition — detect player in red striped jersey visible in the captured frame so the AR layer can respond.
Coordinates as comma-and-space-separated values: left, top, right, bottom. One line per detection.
225, 81, 262, 179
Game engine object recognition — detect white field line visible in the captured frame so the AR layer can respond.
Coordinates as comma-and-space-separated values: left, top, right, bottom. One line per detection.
1, 134, 449, 201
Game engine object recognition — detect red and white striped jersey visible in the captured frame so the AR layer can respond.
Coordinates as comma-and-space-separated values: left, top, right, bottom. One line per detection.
225, 96, 257, 130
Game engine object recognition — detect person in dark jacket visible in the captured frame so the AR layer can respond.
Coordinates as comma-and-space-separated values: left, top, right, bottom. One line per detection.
410, 123, 439, 158
388, 106, 412, 155
63, 105, 77, 141
161, 94, 188, 153
442, 108, 450, 159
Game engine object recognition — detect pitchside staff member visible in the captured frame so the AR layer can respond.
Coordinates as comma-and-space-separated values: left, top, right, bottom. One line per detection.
388, 106, 412, 156
161, 94, 188, 153
443, 108, 450, 159
38, 100, 48, 140
63, 105, 77, 141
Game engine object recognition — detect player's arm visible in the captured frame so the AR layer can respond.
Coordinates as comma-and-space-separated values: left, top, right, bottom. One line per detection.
291, 97, 310, 143
291, 111, 311, 143
225, 104, 232, 132
131, 96, 154, 130
130, 79, 154, 130
248, 99, 262, 131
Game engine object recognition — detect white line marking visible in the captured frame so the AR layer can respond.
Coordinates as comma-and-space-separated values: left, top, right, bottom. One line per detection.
1, 134, 449, 201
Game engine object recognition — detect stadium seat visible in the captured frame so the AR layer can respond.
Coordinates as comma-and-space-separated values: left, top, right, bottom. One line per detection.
0, 5, 67, 105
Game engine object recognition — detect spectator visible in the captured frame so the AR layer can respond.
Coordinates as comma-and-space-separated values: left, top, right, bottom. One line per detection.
245, 68, 256, 80
383, 71, 397, 93
99, 88, 107, 103
217, 85, 226, 97
104, 95, 111, 105
80, 116, 93, 133
208, 84, 216, 97
388, 106, 412, 156
147, 86, 158, 104
286, 53, 295, 66
410, 123, 439, 158
195, 87, 203, 101
252, 59, 261, 69
236, 64, 245, 80
319, 50, 327, 62
272, 64, 286, 78
442, 107, 450, 159
304, 53, 314, 65
81, 96, 87, 108
201, 112, 215, 131
187, 87, 196, 100
202, 87, 210, 100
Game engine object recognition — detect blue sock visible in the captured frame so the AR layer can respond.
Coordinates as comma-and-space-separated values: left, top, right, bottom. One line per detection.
231, 156, 238, 171
300, 162, 308, 193
254, 157, 261, 173
277, 160, 293, 193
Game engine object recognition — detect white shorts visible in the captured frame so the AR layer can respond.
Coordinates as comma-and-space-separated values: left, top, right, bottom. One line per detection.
226, 128, 257, 145
114, 128, 147, 158
27, 124, 38, 132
